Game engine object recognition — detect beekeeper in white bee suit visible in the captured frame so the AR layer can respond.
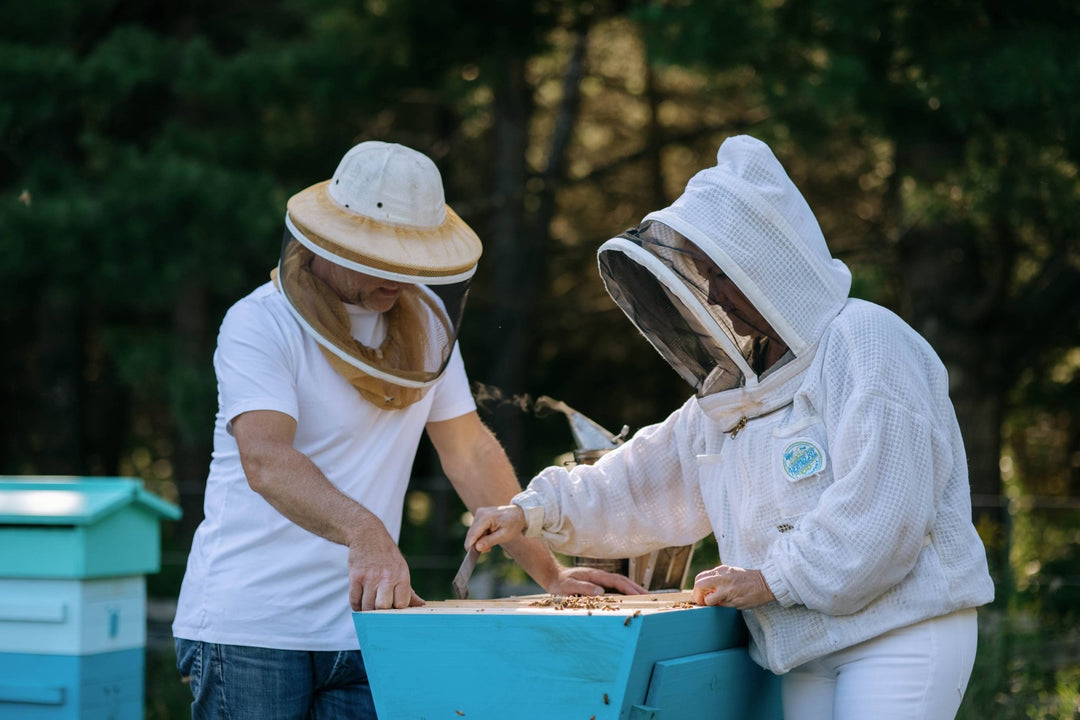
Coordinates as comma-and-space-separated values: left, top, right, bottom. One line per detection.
467, 135, 995, 719
172, 141, 644, 720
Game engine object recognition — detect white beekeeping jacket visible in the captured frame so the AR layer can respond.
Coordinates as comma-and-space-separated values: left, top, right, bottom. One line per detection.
514, 136, 994, 673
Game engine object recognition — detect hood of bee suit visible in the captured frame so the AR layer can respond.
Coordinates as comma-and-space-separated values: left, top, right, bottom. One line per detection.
597, 135, 852, 425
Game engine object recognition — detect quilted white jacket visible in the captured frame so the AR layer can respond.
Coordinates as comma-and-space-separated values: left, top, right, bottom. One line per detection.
514, 136, 994, 673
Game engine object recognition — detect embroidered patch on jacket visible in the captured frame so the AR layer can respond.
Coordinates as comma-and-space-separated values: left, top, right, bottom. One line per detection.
781, 438, 827, 481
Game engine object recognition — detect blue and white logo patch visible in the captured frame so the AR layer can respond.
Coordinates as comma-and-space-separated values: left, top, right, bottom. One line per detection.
781, 438, 826, 481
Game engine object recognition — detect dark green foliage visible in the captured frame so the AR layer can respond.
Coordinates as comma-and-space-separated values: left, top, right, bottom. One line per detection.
2, 1, 1078, 714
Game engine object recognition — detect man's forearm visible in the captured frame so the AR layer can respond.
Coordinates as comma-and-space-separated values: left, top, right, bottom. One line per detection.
244, 442, 385, 548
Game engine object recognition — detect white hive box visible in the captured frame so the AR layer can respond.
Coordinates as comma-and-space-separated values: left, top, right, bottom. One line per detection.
0, 576, 146, 655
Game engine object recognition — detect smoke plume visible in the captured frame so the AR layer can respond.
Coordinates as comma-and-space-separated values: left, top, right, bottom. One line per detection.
470, 383, 574, 421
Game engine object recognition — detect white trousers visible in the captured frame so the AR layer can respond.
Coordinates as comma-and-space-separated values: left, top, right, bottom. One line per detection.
781, 608, 979, 720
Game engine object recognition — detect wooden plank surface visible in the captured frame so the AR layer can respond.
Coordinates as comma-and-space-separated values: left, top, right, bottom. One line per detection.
376, 590, 699, 615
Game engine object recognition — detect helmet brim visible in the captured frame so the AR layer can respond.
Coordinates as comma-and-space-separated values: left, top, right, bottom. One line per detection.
287, 180, 482, 281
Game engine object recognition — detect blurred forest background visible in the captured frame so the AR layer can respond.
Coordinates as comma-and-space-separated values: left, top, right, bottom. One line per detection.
2, 0, 1079, 717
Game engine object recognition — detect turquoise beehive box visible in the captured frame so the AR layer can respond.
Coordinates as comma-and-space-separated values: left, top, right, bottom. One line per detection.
0, 476, 180, 579
353, 592, 782, 719
0, 476, 181, 720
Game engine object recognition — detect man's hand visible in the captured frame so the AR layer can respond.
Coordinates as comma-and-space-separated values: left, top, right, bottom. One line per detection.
692, 565, 774, 609
234, 409, 424, 612
347, 522, 424, 612
465, 504, 527, 552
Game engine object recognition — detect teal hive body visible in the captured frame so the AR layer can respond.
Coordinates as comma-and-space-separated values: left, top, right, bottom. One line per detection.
0, 477, 180, 579
353, 593, 782, 720
0, 477, 180, 720
0, 649, 144, 720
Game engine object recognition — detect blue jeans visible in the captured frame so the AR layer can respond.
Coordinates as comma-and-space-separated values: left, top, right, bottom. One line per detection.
174, 639, 376, 720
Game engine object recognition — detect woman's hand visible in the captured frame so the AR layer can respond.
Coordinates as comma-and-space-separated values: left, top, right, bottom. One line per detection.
465, 505, 648, 596
692, 565, 775, 609
546, 565, 648, 597
465, 504, 528, 553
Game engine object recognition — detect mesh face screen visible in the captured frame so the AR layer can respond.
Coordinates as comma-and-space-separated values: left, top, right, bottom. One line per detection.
634, 221, 786, 371
277, 228, 468, 386
600, 237, 746, 395
601, 216, 807, 395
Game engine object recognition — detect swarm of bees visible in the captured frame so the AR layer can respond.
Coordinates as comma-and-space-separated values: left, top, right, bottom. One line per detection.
527, 594, 621, 611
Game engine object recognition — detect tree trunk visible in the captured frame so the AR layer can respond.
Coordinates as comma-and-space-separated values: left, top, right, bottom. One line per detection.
32, 288, 82, 473
895, 221, 1008, 572
171, 278, 212, 547
643, 54, 668, 211
81, 314, 127, 476
890, 146, 1008, 574
482, 51, 532, 469
483, 31, 589, 470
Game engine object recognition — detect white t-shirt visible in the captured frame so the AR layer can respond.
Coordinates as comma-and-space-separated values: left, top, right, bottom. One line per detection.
172, 282, 476, 650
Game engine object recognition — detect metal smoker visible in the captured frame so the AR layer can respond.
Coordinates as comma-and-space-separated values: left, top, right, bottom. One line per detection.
538, 397, 696, 592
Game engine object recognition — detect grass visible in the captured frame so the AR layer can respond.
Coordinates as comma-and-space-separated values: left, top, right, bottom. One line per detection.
958, 609, 1080, 720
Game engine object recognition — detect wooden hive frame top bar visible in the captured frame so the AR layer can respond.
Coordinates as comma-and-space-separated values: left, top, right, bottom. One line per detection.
373, 590, 699, 616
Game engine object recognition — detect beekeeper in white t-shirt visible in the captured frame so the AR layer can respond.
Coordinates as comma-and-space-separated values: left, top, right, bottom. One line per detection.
172, 141, 643, 720
467, 135, 995, 719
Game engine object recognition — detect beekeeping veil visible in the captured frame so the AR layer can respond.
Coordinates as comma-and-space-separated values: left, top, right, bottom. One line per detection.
276, 141, 481, 409
597, 135, 851, 421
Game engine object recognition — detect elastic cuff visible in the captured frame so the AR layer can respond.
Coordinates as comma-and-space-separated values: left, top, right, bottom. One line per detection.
512, 496, 545, 538
760, 558, 796, 607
